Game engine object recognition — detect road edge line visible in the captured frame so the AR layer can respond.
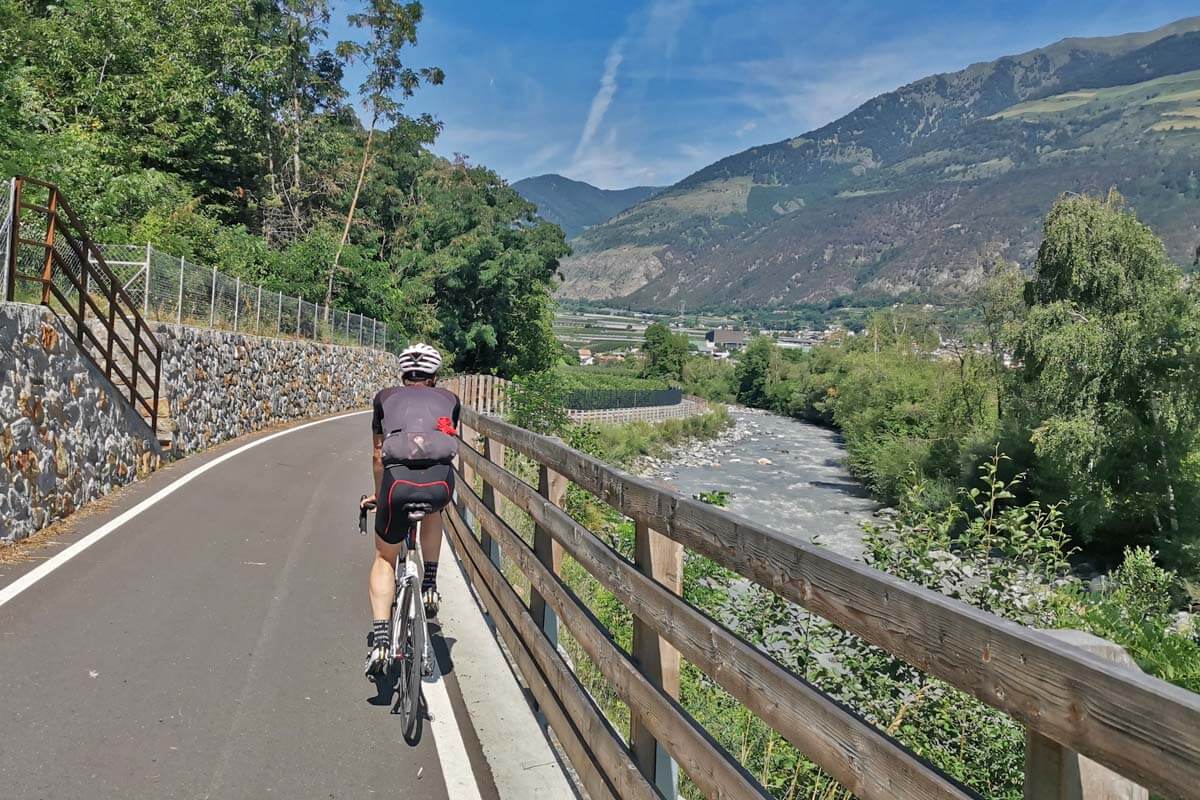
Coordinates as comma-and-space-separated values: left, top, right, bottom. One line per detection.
0, 409, 369, 610
424, 623, 485, 800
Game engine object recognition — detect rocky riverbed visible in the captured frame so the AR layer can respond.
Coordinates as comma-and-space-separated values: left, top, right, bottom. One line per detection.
636, 406, 882, 557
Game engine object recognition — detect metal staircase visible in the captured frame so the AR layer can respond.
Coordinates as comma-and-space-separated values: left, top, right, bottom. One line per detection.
4, 176, 163, 437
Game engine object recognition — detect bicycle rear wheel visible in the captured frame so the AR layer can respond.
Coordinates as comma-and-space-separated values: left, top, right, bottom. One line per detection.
395, 578, 424, 737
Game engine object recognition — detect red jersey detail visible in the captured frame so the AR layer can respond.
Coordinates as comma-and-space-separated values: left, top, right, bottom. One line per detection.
435, 416, 458, 436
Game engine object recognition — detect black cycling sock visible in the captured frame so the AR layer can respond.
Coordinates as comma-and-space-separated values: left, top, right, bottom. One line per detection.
422, 561, 439, 593
371, 619, 390, 649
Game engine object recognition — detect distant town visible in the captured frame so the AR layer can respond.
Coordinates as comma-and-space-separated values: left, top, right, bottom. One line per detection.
556, 309, 1005, 366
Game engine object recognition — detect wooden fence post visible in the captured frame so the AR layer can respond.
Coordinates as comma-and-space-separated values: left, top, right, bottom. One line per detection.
1024, 630, 1149, 800
630, 519, 684, 799
530, 463, 568, 645
481, 435, 505, 569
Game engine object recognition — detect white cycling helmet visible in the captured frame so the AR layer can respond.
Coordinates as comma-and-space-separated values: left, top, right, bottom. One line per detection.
399, 342, 443, 377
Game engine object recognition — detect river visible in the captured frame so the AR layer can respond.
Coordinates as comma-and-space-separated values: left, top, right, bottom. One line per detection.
638, 407, 880, 557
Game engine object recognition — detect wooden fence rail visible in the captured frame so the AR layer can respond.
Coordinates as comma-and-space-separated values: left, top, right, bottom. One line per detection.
446, 397, 1200, 800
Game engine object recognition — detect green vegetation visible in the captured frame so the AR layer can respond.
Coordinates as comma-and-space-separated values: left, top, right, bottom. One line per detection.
578, 411, 731, 467
1012, 192, 1200, 557
0, 0, 567, 374
720, 193, 1200, 576
641, 321, 691, 380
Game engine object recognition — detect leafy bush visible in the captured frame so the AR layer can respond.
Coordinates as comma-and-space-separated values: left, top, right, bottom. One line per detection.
506, 370, 570, 435
1055, 547, 1200, 693
681, 357, 737, 403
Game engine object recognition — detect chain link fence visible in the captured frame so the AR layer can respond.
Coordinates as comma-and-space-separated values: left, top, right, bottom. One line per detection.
98, 243, 391, 350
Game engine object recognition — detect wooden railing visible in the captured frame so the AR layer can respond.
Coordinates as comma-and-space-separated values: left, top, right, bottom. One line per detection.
444, 400, 1200, 800
5, 177, 162, 432
441, 374, 509, 418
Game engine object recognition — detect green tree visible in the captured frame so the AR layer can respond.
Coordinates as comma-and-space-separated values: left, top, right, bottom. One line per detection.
734, 336, 779, 407
641, 322, 689, 381
1012, 191, 1200, 561
401, 157, 569, 376
979, 259, 1026, 420
326, 0, 444, 310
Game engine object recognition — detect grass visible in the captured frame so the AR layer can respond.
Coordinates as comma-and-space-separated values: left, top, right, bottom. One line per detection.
583, 407, 732, 466
989, 69, 1200, 120
988, 91, 1098, 118
1150, 118, 1200, 131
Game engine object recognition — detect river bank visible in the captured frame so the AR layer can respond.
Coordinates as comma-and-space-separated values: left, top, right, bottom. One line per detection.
635, 406, 882, 557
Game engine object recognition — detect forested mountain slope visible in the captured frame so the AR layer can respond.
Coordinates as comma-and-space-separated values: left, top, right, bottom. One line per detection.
512, 174, 661, 238
560, 17, 1200, 308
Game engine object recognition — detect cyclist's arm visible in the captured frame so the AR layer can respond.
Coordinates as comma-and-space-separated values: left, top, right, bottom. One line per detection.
370, 390, 386, 500
371, 434, 384, 498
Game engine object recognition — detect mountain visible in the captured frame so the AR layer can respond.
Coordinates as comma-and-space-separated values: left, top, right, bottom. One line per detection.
560, 18, 1200, 309
512, 174, 661, 239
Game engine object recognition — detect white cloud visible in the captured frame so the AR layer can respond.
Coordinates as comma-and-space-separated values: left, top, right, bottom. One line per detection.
734, 120, 757, 137
573, 38, 626, 163
567, 0, 698, 186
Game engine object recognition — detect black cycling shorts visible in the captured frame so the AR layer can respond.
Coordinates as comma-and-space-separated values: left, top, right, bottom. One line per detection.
376, 463, 455, 544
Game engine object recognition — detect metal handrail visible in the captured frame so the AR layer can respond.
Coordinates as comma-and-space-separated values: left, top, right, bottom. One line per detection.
5, 177, 162, 433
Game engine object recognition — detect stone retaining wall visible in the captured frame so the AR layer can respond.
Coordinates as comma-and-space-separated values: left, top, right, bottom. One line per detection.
1, 304, 405, 544
1, 303, 162, 543
154, 324, 404, 456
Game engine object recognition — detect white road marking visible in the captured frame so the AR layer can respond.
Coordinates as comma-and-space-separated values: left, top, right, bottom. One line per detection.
0, 410, 367, 609
423, 538, 484, 800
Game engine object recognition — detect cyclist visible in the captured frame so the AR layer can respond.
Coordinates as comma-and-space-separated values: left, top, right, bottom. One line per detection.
361, 343, 460, 677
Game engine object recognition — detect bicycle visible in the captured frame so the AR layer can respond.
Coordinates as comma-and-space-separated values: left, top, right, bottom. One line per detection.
359, 496, 434, 738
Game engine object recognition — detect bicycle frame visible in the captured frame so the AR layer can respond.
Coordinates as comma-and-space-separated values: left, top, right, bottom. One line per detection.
393, 520, 427, 657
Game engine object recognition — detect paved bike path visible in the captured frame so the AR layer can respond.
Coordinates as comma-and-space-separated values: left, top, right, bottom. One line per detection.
0, 412, 481, 800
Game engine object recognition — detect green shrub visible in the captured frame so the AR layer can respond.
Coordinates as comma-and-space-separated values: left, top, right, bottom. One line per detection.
507, 370, 570, 435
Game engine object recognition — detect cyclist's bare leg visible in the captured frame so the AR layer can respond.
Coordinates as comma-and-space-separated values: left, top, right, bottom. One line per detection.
365, 535, 404, 676
370, 535, 404, 620
419, 511, 443, 568
420, 511, 444, 613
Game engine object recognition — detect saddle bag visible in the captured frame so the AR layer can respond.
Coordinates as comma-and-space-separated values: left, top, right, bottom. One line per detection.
382, 429, 458, 467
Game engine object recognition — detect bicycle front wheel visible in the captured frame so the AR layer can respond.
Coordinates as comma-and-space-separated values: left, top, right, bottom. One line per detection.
395, 578, 424, 737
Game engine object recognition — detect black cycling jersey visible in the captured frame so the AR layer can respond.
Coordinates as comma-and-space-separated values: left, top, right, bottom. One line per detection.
371, 385, 461, 467
371, 383, 461, 542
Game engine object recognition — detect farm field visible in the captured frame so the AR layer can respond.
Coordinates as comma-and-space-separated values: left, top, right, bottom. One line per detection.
553, 309, 731, 352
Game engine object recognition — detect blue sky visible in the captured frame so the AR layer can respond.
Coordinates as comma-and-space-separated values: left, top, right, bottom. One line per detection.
328, 1, 1200, 189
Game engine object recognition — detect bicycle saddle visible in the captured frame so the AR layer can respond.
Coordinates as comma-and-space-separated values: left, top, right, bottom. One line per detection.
402, 502, 436, 520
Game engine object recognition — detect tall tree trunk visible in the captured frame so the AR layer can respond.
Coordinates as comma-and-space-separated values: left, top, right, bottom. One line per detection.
325, 123, 376, 316
291, 84, 303, 230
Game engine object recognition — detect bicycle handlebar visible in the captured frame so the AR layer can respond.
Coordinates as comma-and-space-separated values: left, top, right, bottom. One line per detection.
358, 495, 376, 535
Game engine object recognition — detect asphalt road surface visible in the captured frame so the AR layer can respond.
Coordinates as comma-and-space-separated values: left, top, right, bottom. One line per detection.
0, 411, 495, 800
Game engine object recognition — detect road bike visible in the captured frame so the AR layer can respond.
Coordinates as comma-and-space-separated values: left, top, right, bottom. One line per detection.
359, 496, 434, 737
